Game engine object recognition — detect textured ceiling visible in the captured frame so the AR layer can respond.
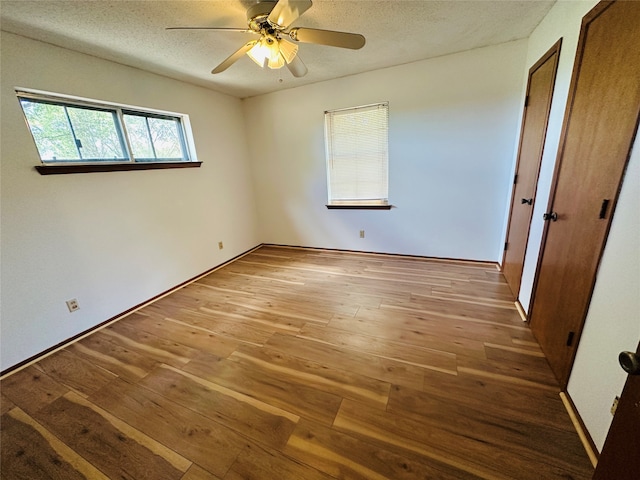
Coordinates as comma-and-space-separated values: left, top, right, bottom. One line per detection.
0, 0, 555, 98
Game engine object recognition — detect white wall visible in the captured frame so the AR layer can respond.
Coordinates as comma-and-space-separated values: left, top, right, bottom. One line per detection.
243, 40, 527, 261
513, 0, 639, 452
0, 32, 259, 371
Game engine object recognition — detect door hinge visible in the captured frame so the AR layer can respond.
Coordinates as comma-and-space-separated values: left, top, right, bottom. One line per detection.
504, 242, 509, 251
513, 174, 518, 185
524, 95, 530, 107
610, 396, 620, 416
599, 199, 610, 219
566, 331, 576, 347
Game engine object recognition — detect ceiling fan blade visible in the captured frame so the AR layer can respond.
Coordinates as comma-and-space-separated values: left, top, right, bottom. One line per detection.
167, 27, 254, 33
288, 27, 365, 49
286, 54, 307, 77
268, 0, 312, 28
211, 41, 256, 74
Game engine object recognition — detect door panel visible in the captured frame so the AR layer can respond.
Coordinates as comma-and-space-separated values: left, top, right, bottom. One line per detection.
593, 343, 640, 479
529, 1, 640, 386
502, 41, 561, 298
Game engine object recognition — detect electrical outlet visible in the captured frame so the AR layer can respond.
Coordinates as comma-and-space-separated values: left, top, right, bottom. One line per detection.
218, 241, 224, 250
66, 298, 79, 313
359, 230, 365, 238
611, 396, 619, 415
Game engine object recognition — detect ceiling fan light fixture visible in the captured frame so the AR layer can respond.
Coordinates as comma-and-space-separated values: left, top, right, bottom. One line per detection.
267, 52, 285, 69
247, 35, 284, 69
247, 36, 273, 68
279, 38, 298, 64
247, 35, 297, 70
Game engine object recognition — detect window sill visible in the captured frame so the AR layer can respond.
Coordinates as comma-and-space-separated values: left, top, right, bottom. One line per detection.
326, 204, 392, 210
35, 161, 202, 175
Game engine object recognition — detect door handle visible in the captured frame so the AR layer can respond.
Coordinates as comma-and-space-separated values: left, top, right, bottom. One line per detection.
521, 198, 533, 205
619, 351, 640, 375
543, 212, 558, 221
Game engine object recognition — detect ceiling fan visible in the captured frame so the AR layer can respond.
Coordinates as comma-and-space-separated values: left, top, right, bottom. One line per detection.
168, 0, 366, 78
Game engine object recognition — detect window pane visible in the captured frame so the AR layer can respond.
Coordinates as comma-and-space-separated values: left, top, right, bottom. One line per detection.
67, 107, 126, 161
123, 114, 186, 161
148, 117, 184, 160
20, 100, 79, 162
123, 114, 154, 159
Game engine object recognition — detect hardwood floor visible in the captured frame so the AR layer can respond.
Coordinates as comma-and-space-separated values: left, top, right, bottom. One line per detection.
0, 246, 594, 479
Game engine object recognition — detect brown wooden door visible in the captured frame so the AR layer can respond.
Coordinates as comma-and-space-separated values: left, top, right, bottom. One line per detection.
502, 41, 561, 298
529, 0, 640, 387
593, 343, 640, 479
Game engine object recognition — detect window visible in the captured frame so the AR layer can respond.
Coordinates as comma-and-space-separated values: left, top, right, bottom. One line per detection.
324, 102, 389, 209
17, 89, 199, 174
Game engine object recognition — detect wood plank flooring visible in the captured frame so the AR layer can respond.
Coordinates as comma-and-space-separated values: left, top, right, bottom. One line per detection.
0, 246, 594, 479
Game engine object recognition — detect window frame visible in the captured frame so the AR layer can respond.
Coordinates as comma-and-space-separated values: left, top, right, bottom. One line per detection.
16, 89, 201, 174
324, 102, 391, 210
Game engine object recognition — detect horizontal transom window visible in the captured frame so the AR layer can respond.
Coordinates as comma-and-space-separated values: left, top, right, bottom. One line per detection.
17, 90, 193, 165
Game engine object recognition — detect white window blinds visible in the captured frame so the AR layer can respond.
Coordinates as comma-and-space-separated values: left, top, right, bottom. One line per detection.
325, 102, 389, 205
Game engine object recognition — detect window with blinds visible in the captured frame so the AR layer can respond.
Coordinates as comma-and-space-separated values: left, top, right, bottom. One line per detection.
324, 102, 389, 208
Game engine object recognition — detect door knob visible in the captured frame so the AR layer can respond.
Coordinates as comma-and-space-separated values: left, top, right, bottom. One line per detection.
619, 351, 640, 375
521, 198, 533, 205
543, 212, 558, 221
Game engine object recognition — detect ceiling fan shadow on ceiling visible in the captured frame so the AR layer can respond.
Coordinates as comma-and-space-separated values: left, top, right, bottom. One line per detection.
167, 0, 366, 78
